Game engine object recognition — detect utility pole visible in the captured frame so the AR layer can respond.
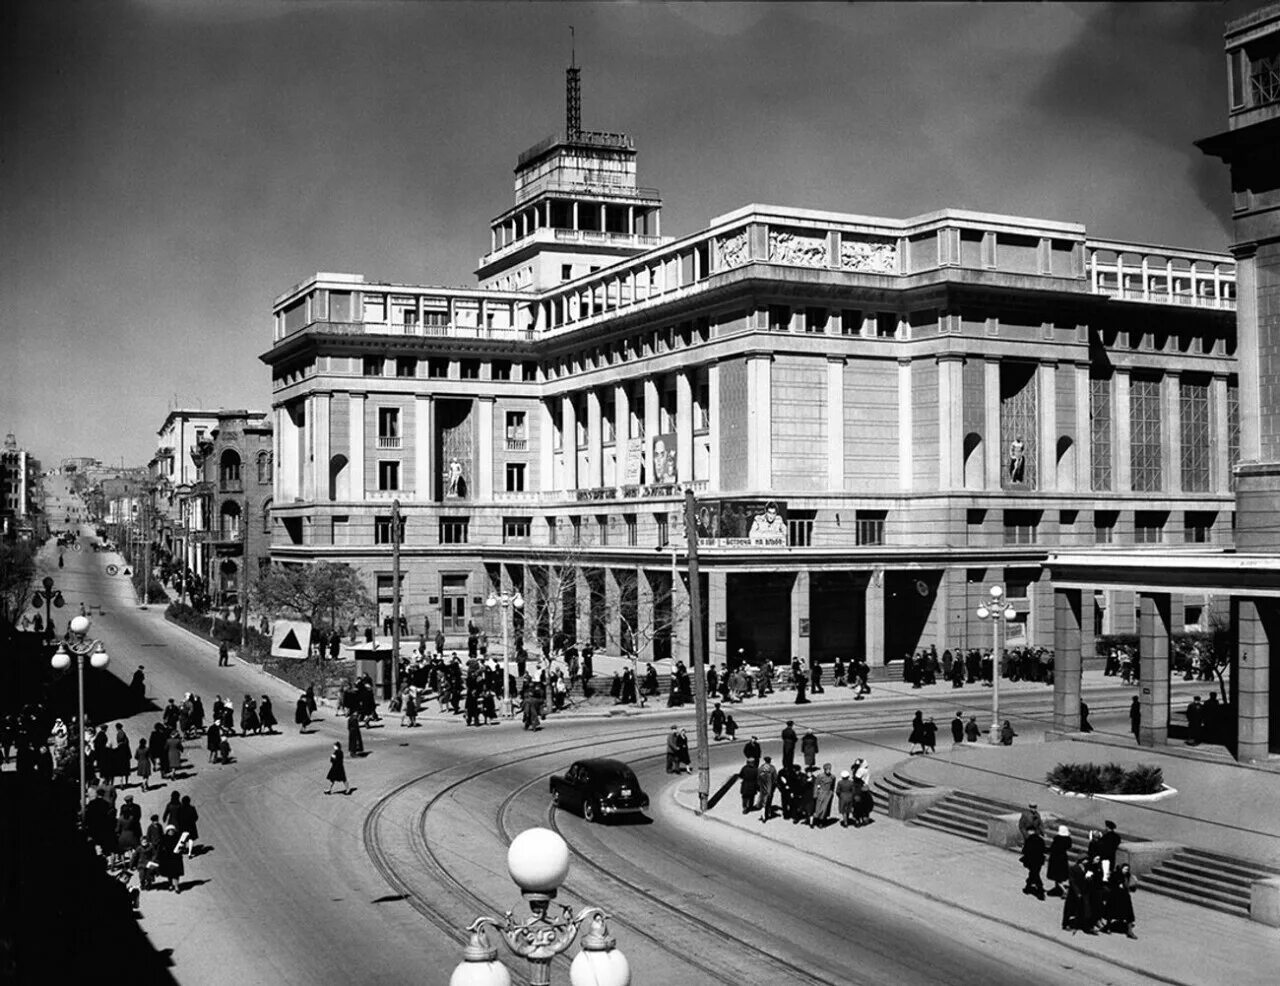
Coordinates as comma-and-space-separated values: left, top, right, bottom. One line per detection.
391, 498, 402, 699
682, 488, 709, 813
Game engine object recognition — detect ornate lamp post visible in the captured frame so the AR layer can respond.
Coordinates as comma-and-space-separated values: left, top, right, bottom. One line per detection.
451, 828, 629, 986
49, 614, 110, 823
976, 584, 1016, 744
486, 586, 525, 717
32, 575, 65, 640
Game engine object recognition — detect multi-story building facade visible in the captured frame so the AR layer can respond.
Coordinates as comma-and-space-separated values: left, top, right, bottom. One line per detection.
154, 410, 273, 609
1, 433, 43, 542
263, 70, 1239, 666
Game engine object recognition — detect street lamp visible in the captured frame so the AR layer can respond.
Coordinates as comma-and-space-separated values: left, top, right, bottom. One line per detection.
486, 586, 525, 718
451, 827, 629, 986
975, 584, 1017, 745
49, 614, 110, 823
32, 575, 65, 640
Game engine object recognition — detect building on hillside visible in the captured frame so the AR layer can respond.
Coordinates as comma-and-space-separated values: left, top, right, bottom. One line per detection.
261, 66, 1239, 675
1, 434, 44, 543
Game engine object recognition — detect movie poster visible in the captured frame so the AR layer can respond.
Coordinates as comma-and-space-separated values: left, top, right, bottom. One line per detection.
682, 499, 788, 548
652, 433, 678, 484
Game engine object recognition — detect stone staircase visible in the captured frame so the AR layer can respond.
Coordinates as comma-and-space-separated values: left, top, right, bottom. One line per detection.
871, 771, 1278, 922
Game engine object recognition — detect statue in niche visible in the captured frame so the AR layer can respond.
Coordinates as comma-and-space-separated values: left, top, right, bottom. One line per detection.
1008, 437, 1027, 484
447, 458, 465, 497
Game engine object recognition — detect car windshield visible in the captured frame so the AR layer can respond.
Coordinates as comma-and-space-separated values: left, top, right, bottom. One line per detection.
595, 766, 637, 786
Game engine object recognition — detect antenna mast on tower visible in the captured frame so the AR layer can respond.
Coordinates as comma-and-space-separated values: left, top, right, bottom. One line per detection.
566, 26, 581, 139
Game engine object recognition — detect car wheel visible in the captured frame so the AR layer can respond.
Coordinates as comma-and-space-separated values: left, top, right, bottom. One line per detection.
583, 799, 599, 823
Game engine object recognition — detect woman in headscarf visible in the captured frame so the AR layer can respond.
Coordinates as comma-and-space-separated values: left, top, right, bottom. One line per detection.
295, 693, 311, 732
325, 742, 349, 795
1047, 824, 1073, 896
835, 769, 856, 828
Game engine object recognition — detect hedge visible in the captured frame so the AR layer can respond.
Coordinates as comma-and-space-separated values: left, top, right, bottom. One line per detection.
1046, 761, 1164, 795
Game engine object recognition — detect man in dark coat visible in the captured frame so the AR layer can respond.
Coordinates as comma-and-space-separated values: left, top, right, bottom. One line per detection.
1130, 696, 1141, 743
1097, 820, 1122, 880
738, 758, 759, 814
951, 712, 965, 744
1018, 802, 1043, 841
1020, 829, 1046, 899
780, 721, 798, 769
743, 735, 761, 763
756, 756, 777, 822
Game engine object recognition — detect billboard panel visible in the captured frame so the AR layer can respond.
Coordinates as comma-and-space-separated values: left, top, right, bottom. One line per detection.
679, 498, 789, 548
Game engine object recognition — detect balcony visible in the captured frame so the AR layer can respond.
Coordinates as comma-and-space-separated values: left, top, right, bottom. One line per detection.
505, 438, 528, 451
294, 320, 535, 342
377, 436, 402, 450
479, 227, 667, 269
1087, 243, 1237, 312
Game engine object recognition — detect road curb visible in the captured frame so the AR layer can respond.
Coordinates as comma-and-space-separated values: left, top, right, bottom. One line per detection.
666, 782, 1195, 986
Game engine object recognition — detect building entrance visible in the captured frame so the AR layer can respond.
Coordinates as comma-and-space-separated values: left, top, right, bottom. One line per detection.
726, 572, 791, 666
441, 574, 468, 633
810, 572, 867, 662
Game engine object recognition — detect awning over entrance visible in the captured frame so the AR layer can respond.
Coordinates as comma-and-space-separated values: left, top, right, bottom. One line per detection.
1045, 550, 1280, 598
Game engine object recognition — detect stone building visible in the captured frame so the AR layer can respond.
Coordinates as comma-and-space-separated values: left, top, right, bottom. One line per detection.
1, 433, 43, 542
263, 68, 1239, 672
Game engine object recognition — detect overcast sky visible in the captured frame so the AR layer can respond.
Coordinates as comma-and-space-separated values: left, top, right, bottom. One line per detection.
0, 1, 1249, 468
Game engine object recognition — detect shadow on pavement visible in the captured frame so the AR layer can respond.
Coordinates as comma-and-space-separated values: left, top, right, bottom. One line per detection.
0, 772, 180, 985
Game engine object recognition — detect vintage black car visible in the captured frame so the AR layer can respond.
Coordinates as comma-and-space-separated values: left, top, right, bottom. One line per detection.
549, 758, 650, 823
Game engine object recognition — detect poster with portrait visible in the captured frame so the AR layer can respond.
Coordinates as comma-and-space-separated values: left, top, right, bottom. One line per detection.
651, 433, 678, 484
684, 499, 789, 549
623, 438, 645, 485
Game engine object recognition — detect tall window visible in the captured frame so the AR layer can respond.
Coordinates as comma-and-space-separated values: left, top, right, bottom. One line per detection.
505, 463, 526, 492
1184, 511, 1214, 544
855, 510, 885, 546
256, 451, 271, 484
625, 515, 637, 546
1090, 374, 1112, 492
596, 515, 609, 546
374, 515, 404, 545
396, 358, 417, 378
506, 411, 527, 449
655, 513, 669, 545
570, 516, 581, 545
503, 517, 531, 543
788, 510, 815, 547
1130, 376, 1163, 493
439, 517, 469, 544
1180, 378, 1210, 492
1094, 510, 1117, 544
1228, 380, 1240, 491
547, 517, 558, 545
377, 408, 400, 449
363, 357, 383, 377
378, 461, 399, 491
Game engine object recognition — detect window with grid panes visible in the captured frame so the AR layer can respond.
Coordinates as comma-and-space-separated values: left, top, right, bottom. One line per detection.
1180, 378, 1210, 492
1228, 381, 1240, 491
378, 461, 399, 491
655, 513, 669, 545
1134, 511, 1165, 544
503, 517, 531, 543
1130, 377, 1163, 493
1090, 375, 1113, 491
374, 515, 404, 545
396, 358, 417, 378
505, 463, 525, 492
855, 511, 885, 546
788, 510, 815, 547
439, 517, 469, 544
1184, 511, 1214, 544
1094, 511, 1117, 544
625, 515, 637, 546
1003, 510, 1039, 545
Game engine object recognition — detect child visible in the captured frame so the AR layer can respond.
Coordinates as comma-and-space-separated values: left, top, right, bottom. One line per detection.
725, 714, 739, 741
219, 737, 232, 764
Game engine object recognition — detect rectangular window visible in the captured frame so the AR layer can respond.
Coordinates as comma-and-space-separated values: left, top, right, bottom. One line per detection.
395, 358, 417, 378
695, 383, 710, 431
655, 513, 669, 545
1130, 376, 1163, 493
1005, 575, 1031, 600
855, 510, 886, 546
596, 515, 609, 546
1184, 511, 1215, 544
1181, 378, 1210, 492
505, 463, 525, 492
625, 515, 637, 546
1134, 510, 1166, 545
875, 312, 897, 338
439, 517, 469, 544
460, 359, 480, 380
788, 510, 816, 547
492, 360, 512, 381
805, 307, 828, 334
1090, 374, 1112, 491
373, 515, 404, 545
363, 357, 383, 377
768, 305, 792, 332
1094, 510, 1117, 544
505, 411, 527, 450
547, 517, 558, 545
428, 358, 449, 379
841, 309, 861, 336
1003, 510, 1039, 545
503, 517, 531, 543
1228, 380, 1240, 491
571, 516, 581, 545
377, 408, 401, 449
561, 264, 573, 282
378, 461, 399, 491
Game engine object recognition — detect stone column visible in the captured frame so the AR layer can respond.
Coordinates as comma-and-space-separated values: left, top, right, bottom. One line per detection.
644, 378, 659, 482
676, 370, 693, 483
636, 567, 656, 664
708, 570, 728, 666
349, 394, 366, 502
477, 397, 494, 500
1234, 597, 1275, 764
415, 395, 433, 501
1115, 369, 1132, 492
301, 396, 315, 502
539, 400, 554, 493
827, 358, 845, 490
604, 567, 622, 654
614, 383, 630, 473
1138, 591, 1172, 746
1038, 362, 1057, 491
561, 395, 578, 491
790, 571, 810, 664
708, 363, 721, 491
1053, 588, 1083, 734
1074, 362, 1092, 491
984, 359, 1001, 490
273, 407, 285, 502
1163, 372, 1181, 494
575, 568, 592, 646
865, 573, 885, 665
313, 393, 330, 502
586, 390, 603, 489
1212, 374, 1231, 493
748, 355, 773, 490
938, 355, 963, 490
898, 360, 914, 491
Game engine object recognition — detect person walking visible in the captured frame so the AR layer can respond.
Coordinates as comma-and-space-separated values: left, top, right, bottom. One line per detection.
113, 724, 131, 787
1021, 827, 1047, 899
964, 716, 980, 742
258, 696, 277, 734
134, 738, 152, 791
206, 721, 222, 764
325, 742, 349, 795
999, 719, 1017, 745
1129, 696, 1141, 744
835, 770, 856, 828
800, 728, 819, 768
347, 711, 364, 757
950, 712, 965, 745
164, 731, 184, 780
757, 756, 778, 823
665, 726, 681, 774
780, 721, 798, 770
159, 825, 185, 893
908, 710, 925, 755
1046, 824, 1072, 896
218, 640, 229, 667
710, 703, 726, 741
811, 763, 835, 828
743, 735, 762, 763
921, 717, 938, 754
295, 693, 311, 733
1104, 863, 1138, 939
1098, 820, 1122, 880
1018, 802, 1043, 842
175, 795, 200, 855
738, 758, 759, 814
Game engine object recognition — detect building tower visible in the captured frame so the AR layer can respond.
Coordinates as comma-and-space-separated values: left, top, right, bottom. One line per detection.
476, 63, 669, 292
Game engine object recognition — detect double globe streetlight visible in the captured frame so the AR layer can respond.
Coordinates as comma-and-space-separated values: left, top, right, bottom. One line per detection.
485, 587, 524, 718
975, 584, 1016, 744
49, 614, 110, 822
451, 827, 629, 986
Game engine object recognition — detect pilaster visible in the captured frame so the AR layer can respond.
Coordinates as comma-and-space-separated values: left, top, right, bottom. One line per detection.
1163, 372, 1181, 494
708, 570, 727, 666
984, 359, 1001, 490
790, 571, 810, 664
898, 360, 913, 491
349, 393, 366, 502
1234, 597, 1274, 763
827, 358, 844, 490
1053, 588, 1083, 733
415, 395, 433, 502
539, 400, 554, 493
1074, 362, 1091, 491
1115, 369, 1132, 492
644, 378, 659, 483
1038, 362, 1057, 491
478, 397, 494, 500
562, 395, 578, 491
1212, 374, 1231, 493
676, 370, 693, 483
865, 573, 885, 664
1138, 591, 1171, 746
586, 390, 603, 489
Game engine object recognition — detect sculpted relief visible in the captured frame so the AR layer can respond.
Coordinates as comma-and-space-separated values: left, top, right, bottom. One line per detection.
716, 230, 749, 270
768, 229, 827, 267
840, 238, 898, 274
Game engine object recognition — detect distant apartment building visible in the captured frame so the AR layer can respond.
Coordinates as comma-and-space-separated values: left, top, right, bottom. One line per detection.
1, 433, 43, 542
261, 68, 1238, 665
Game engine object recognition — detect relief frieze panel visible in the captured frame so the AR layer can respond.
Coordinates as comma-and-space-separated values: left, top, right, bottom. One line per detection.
768, 229, 827, 268
840, 238, 898, 274
716, 230, 749, 270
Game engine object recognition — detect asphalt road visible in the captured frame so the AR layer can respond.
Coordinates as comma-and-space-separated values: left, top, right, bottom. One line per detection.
49, 532, 1174, 986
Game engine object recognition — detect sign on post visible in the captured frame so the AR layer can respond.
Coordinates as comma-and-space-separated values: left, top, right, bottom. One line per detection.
271, 620, 313, 660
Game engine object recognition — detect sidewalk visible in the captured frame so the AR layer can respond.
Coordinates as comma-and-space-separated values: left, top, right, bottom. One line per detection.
670, 739, 1278, 986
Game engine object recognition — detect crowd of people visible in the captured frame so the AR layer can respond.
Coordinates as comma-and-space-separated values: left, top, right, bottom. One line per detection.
902, 643, 1058, 689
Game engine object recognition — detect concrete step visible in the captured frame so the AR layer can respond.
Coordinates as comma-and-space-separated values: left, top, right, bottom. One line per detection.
1177, 846, 1280, 881
1158, 856, 1271, 892
910, 814, 989, 842
1141, 871, 1251, 916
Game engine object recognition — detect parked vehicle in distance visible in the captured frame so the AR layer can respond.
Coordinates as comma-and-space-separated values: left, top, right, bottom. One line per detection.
550, 758, 650, 823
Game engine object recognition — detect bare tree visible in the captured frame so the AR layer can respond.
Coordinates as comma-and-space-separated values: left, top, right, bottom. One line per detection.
0, 542, 37, 629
